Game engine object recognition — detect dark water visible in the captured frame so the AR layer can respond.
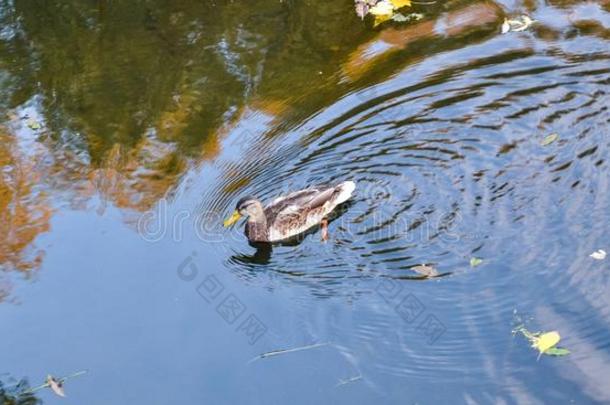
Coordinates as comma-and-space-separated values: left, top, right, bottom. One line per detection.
1, 0, 610, 403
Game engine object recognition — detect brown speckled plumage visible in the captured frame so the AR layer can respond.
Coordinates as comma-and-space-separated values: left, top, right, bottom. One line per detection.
237, 181, 355, 243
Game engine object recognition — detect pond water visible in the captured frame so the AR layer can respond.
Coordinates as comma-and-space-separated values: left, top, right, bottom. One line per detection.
1, 0, 609, 403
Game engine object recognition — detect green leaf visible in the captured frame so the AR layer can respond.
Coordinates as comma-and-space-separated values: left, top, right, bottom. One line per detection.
541, 133, 558, 146
470, 257, 483, 267
391, 12, 423, 22
544, 347, 570, 356
26, 119, 41, 130
391, 12, 409, 22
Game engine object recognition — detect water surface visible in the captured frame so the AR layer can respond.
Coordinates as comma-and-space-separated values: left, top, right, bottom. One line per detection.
1, 0, 610, 403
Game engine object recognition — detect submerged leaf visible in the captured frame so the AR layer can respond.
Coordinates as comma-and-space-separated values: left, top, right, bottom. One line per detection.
541, 133, 559, 146
412, 264, 438, 277
533, 331, 560, 354
470, 257, 483, 267
513, 324, 537, 341
545, 347, 571, 356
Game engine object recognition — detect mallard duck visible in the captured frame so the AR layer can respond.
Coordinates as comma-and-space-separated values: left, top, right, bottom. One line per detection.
223, 181, 356, 243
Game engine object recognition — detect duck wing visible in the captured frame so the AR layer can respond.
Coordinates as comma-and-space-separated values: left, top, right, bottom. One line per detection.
264, 181, 356, 242
268, 187, 331, 208
264, 186, 333, 223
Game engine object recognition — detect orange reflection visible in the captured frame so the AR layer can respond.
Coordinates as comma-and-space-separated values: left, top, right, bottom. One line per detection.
0, 130, 52, 275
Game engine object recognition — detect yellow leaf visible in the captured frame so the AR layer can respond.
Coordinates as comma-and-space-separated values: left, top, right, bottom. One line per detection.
533, 331, 560, 353
390, 0, 412, 8
373, 13, 392, 27
369, 1, 394, 16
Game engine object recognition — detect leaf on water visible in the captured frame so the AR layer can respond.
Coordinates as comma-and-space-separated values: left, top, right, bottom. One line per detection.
390, 0, 411, 8
26, 119, 41, 130
373, 13, 392, 27
412, 264, 438, 277
501, 19, 510, 34
470, 257, 483, 267
545, 347, 570, 356
519, 15, 535, 29
391, 12, 408, 21
511, 22, 529, 32
590, 249, 606, 260
515, 325, 570, 358
391, 12, 422, 22
541, 133, 559, 146
355, 2, 369, 19
502, 15, 536, 33
46, 375, 65, 397
357, 0, 417, 26
369, 1, 394, 16
532, 331, 560, 354
513, 324, 537, 341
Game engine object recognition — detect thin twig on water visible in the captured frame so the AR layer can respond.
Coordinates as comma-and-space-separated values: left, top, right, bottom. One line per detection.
24, 370, 88, 394
249, 342, 330, 363
335, 375, 363, 387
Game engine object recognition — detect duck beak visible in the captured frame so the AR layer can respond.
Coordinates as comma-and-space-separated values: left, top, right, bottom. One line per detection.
223, 210, 242, 227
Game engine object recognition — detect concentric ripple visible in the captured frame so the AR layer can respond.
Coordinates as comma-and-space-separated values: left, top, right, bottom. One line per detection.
198, 1, 610, 390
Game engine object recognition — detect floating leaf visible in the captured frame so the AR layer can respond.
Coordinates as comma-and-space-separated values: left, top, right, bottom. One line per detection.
515, 325, 570, 358
470, 257, 483, 267
502, 15, 536, 33
532, 331, 560, 354
514, 15, 535, 31
391, 12, 423, 22
373, 13, 392, 26
545, 347, 571, 356
541, 133, 559, 146
26, 119, 41, 130
390, 0, 411, 8
590, 249, 606, 260
46, 375, 65, 397
355, 2, 369, 19
412, 264, 438, 277
369, 1, 394, 16
391, 12, 409, 21
501, 19, 510, 34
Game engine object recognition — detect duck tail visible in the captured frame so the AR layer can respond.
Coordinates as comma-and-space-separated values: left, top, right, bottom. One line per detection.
335, 181, 356, 205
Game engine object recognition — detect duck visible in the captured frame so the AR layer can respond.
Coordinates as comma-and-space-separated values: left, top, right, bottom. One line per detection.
223, 181, 356, 243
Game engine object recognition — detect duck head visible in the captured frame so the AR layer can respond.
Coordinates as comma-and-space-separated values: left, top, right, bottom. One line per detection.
223, 196, 265, 227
